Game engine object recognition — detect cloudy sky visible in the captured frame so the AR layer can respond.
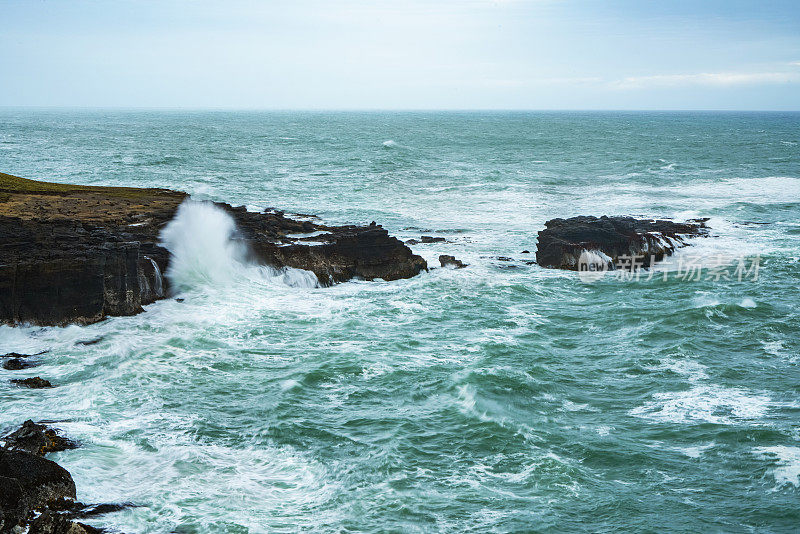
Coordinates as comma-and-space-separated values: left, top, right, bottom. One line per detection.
2, 0, 799, 109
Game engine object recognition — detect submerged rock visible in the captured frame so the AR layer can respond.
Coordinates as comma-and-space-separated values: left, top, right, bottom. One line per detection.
3, 358, 32, 370
0, 172, 427, 326
2, 352, 43, 359
407, 236, 449, 245
11, 377, 53, 389
439, 255, 467, 269
75, 337, 104, 346
3, 420, 78, 456
48, 498, 133, 520
536, 215, 707, 270
3, 350, 46, 370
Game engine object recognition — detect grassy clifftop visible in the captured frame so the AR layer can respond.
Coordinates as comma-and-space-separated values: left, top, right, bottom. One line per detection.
0, 172, 182, 199
0, 172, 186, 223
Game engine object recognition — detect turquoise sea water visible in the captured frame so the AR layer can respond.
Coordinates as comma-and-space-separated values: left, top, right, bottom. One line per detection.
1, 111, 799, 533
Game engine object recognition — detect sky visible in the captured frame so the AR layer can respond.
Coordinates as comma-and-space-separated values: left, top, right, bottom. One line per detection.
2, 0, 800, 110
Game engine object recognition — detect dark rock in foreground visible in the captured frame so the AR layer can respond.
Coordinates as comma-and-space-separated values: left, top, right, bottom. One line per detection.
0, 448, 77, 532
0, 172, 427, 326
0, 421, 116, 533
536, 216, 707, 270
27, 510, 101, 534
3, 420, 78, 456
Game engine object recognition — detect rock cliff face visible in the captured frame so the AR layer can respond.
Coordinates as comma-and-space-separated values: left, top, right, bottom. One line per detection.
536, 215, 707, 270
0, 172, 426, 326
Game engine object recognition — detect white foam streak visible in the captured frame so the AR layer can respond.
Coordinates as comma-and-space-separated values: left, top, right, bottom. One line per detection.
144, 255, 164, 297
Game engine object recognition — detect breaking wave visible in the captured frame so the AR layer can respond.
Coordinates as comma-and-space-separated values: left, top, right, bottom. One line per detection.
160, 200, 318, 292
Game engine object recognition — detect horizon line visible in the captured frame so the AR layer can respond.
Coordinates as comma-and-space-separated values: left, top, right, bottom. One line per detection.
1, 106, 800, 113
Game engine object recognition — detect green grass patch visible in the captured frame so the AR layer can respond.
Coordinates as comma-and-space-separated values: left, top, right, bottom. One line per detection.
0, 172, 183, 199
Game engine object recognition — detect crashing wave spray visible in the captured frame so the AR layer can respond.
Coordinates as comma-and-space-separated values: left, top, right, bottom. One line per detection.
160, 201, 318, 293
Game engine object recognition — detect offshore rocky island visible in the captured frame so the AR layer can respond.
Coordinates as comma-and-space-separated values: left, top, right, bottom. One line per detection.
1, 171, 709, 533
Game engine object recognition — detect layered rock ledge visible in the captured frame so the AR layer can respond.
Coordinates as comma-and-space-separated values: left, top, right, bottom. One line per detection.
0, 172, 426, 326
536, 215, 707, 270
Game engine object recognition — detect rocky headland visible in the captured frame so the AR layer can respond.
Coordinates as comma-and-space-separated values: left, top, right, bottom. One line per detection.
0, 172, 427, 326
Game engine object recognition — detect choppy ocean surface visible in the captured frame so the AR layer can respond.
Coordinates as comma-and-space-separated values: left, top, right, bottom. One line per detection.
1, 111, 799, 533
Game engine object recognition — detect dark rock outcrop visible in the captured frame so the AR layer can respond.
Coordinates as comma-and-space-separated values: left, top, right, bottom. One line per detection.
228, 208, 427, 285
11, 377, 53, 389
27, 511, 100, 534
439, 255, 467, 269
2, 352, 47, 370
0, 422, 116, 533
3, 420, 78, 456
0, 448, 77, 532
0, 172, 182, 326
536, 216, 707, 270
0, 172, 426, 326
66, 502, 131, 519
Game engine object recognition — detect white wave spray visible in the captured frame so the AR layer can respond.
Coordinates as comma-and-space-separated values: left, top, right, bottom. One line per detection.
160, 201, 318, 293
144, 255, 164, 297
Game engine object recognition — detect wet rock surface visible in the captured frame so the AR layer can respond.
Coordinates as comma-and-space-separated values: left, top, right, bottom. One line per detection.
0, 421, 120, 533
0, 448, 77, 533
439, 255, 467, 269
3, 420, 78, 456
2, 351, 48, 370
0, 172, 426, 326
27, 510, 102, 534
536, 215, 708, 270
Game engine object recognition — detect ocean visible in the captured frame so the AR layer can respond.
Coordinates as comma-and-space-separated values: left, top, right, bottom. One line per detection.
1, 110, 799, 532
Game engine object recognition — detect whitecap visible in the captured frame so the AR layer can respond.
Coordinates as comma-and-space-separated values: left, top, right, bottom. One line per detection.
753, 446, 800, 489
740, 298, 757, 308
630, 384, 774, 425
674, 442, 715, 459
631, 358, 796, 425
280, 379, 301, 391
